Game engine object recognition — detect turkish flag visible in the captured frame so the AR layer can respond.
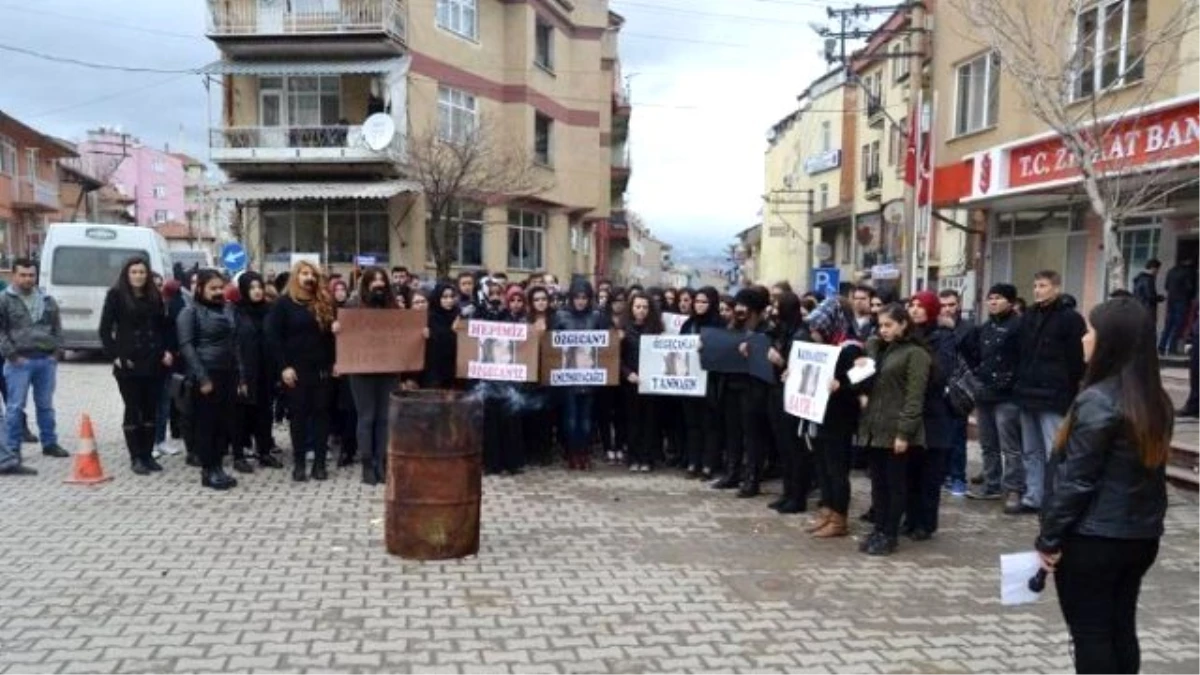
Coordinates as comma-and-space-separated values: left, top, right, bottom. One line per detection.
904, 101, 932, 206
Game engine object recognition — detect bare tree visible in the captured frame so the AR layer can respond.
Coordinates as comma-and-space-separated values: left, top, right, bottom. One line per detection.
405, 116, 551, 280
953, 0, 1199, 290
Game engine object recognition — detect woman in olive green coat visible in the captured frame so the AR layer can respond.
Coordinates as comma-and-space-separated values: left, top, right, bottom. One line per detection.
856, 304, 931, 556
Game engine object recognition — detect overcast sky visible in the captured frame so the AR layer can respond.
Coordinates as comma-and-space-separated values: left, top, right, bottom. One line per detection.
0, 0, 863, 253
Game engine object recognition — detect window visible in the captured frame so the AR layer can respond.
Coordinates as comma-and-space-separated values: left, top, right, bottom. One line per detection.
507, 209, 545, 270
535, 18, 554, 70
51, 247, 148, 287
1072, 0, 1147, 100
1120, 225, 1160, 288
818, 183, 829, 211
151, 158, 164, 174
819, 121, 831, 153
261, 200, 391, 264
892, 38, 912, 82
427, 202, 484, 267
153, 184, 167, 199
0, 137, 15, 176
534, 113, 553, 166
438, 86, 478, 143
861, 143, 871, 181
955, 51, 999, 135
258, 76, 341, 128
861, 141, 881, 181
436, 0, 478, 40
889, 117, 906, 166
25, 148, 37, 180
154, 210, 169, 223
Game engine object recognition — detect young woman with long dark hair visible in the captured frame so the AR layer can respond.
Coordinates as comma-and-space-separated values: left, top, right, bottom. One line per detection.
178, 269, 242, 490
1037, 297, 1171, 675
98, 257, 174, 475
620, 292, 663, 472
679, 286, 722, 478
856, 304, 930, 556
766, 290, 809, 513
232, 272, 283, 472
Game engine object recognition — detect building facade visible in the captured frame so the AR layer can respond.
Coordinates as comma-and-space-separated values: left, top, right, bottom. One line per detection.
0, 111, 76, 267
77, 129, 188, 228
206, 0, 624, 280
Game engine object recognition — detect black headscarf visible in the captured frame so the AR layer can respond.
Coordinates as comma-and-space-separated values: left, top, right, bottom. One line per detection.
237, 272, 269, 319
680, 286, 723, 335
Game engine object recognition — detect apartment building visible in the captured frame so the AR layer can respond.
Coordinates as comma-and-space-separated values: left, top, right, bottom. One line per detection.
0, 111, 76, 267
77, 129, 188, 228
607, 212, 666, 286
930, 0, 1199, 310
595, 11, 633, 284
206, 0, 624, 280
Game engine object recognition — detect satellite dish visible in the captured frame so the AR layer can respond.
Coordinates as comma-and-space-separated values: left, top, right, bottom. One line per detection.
361, 114, 396, 152
883, 200, 905, 225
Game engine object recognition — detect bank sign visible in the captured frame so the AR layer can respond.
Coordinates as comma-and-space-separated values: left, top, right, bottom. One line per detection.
968, 96, 1199, 201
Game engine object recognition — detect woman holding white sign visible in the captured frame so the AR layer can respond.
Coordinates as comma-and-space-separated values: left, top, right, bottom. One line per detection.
553, 280, 607, 470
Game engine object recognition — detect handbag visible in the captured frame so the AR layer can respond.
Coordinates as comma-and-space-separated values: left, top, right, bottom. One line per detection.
946, 355, 981, 418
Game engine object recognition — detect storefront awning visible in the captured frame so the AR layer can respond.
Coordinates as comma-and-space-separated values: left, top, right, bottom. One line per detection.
201, 56, 409, 76
212, 180, 422, 202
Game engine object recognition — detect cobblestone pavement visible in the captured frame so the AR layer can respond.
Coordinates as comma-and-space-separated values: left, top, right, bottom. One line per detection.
1, 361, 1197, 674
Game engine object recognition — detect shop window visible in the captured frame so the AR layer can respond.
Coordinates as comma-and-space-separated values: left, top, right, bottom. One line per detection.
360, 212, 390, 263
1120, 226, 1161, 287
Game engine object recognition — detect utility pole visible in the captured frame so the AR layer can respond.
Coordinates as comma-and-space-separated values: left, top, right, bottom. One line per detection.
764, 188, 814, 288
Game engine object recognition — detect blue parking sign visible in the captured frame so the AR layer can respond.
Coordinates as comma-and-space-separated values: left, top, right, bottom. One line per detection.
810, 267, 840, 298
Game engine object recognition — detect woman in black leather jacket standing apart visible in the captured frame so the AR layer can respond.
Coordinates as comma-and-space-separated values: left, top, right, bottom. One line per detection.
178, 269, 243, 491
1037, 297, 1172, 675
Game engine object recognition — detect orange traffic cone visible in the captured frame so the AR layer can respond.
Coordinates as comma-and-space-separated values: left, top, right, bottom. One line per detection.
64, 414, 112, 485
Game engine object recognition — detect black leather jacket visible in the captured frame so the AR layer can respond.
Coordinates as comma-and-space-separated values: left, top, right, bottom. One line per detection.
178, 301, 242, 385
1035, 378, 1169, 553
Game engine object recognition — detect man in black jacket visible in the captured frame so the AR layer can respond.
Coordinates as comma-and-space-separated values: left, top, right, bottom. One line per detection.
965, 284, 1024, 510
1014, 270, 1086, 513
1132, 259, 1163, 320
1159, 257, 1197, 355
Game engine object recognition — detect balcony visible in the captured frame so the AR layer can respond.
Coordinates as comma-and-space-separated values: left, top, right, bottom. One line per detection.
11, 179, 60, 212
611, 145, 630, 193
864, 172, 882, 200
210, 124, 405, 170
207, 0, 407, 57
867, 96, 885, 127
608, 210, 629, 242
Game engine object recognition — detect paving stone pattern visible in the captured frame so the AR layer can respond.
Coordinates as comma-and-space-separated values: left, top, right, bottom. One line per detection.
1, 362, 1197, 674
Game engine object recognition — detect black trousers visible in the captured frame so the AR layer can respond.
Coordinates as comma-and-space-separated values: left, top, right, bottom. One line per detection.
286, 374, 332, 466
237, 380, 275, 458
659, 398, 685, 465
768, 385, 809, 503
192, 371, 236, 471
702, 385, 725, 473
723, 376, 769, 481
116, 375, 161, 461
523, 392, 554, 465
594, 386, 618, 452
905, 446, 947, 534
868, 446, 909, 539
1055, 536, 1160, 674
682, 397, 707, 470
623, 384, 658, 466
483, 391, 525, 473
813, 433, 853, 515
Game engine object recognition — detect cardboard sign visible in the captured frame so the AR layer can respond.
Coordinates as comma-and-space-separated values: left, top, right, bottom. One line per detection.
698, 328, 776, 384
784, 342, 840, 422
540, 329, 619, 386
662, 312, 689, 335
335, 308, 426, 374
456, 320, 539, 382
637, 334, 707, 397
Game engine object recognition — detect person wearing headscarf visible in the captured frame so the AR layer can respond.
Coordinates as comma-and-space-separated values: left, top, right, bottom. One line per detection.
679, 286, 724, 478
233, 271, 283, 472
712, 286, 772, 497
265, 261, 336, 482
327, 277, 357, 469
766, 290, 810, 514
423, 283, 460, 390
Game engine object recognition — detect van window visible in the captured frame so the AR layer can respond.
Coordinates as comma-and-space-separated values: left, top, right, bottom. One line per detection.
51, 247, 148, 287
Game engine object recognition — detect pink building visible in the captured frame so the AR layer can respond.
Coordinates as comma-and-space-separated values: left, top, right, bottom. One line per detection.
77, 128, 186, 227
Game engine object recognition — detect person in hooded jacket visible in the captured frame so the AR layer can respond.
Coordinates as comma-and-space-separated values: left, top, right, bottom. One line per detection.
328, 278, 357, 468
904, 291, 960, 540
423, 283, 460, 390
712, 286, 773, 498
679, 286, 723, 478
620, 291, 662, 472
232, 272, 283, 473
553, 279, 608, 469
335, 267, 401, 485
765, 290, 810, 514
265, 261, 337, 482
99, 257, 174, 475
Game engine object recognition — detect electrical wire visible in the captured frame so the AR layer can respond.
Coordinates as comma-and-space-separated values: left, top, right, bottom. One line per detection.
0, 43, 201, 74
22, 73, 198, 119
0, 2, 205, 40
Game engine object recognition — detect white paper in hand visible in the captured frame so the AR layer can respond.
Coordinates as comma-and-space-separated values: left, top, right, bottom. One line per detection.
847, 359, 876, 385
1000, 551, 1043, 606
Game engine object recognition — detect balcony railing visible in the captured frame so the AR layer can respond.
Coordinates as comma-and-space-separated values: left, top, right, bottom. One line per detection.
12, 178, 59, 211
611, 146, 630, 169
864, 171, 882, 195
207, 0, 406, 43
209, 124, 405, 164
867, 96, 885, 125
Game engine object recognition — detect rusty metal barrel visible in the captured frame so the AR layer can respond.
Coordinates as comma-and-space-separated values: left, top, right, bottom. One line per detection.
386, 390, 484, 560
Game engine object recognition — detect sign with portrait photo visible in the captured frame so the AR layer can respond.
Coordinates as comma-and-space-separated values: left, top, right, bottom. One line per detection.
456, 320, 539, 382
335, 308, 426, 374
540, 330, 619, 386
784, 342, 840, 422
637, 334, 707, 397
662, 312, 689, 335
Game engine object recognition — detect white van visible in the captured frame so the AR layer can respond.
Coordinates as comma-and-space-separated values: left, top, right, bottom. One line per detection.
40, 223, 173, 351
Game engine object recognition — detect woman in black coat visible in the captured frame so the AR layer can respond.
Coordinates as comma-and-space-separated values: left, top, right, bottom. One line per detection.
98, 257, 174, 475
766, 290, 810, 514
233, 272, 282, 472
423, 283, 460, 390
679, 286, 723, 478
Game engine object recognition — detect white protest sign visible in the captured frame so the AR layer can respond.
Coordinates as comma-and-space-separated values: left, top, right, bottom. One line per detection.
637, 334, 707, 397
466, 320, 530, 382
548, 330, 611, 386
662, 312, 688, 335
783, 342, 840, 422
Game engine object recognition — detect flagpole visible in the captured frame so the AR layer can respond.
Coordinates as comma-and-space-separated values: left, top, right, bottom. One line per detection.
923, 91, 938, 292
910, 88, 923, 292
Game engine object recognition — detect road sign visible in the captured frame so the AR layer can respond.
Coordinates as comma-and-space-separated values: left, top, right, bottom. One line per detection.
810, 267, 840, 298
220, 242, 247, 273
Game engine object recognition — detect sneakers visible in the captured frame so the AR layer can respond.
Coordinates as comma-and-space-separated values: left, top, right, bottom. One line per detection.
628, 463, 651, 473
606, 451, 619, 465
156, 441, 184, 456
949, 479, 968, 497
967, 488, 1003, 501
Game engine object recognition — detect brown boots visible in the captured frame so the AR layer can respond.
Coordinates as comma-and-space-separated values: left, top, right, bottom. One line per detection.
805, 507, 832, 533
812, 512, 848, 538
